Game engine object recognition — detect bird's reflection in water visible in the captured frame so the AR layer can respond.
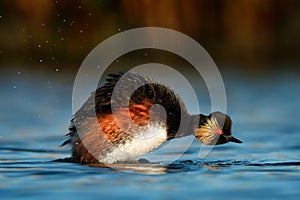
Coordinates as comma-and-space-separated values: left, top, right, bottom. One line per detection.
88, 163, 168, 174
86, 159, 227, 174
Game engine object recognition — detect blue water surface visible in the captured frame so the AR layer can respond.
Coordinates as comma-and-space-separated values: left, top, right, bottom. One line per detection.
1, 68, 300, 199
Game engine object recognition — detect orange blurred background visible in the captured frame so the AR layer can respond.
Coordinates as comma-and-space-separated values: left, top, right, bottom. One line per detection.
0, 0, 299, 72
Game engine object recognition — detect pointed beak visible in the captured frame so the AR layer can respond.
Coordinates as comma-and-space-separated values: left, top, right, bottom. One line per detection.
229, 136, 243, 144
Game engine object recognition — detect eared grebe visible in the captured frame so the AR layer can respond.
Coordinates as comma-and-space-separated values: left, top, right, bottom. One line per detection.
63, 72, 242, 164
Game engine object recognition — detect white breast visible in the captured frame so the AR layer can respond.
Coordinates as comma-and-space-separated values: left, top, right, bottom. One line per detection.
99, 122, 168, 164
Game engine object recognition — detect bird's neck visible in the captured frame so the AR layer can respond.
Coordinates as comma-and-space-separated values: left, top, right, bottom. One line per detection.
167, 114, 207, 139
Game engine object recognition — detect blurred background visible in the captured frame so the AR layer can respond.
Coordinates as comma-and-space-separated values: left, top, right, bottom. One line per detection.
1, 0, 299, 72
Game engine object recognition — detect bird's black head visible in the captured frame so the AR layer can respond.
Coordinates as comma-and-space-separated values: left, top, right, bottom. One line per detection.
194, 111, 242, 145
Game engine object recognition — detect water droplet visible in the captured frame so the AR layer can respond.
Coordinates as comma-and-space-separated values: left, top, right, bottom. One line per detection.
39, 59, 43, 63
80, 30, 83, 33
13, 86, 16, 89
96, 66, 100, 69
55, 68, 59, 72
61, 37, 64, 41
79, 5, 82, 9
38, 44, 41, 48
62, 19, 66, 22
28, 34, 32, 38
116, 59, 119, 63
46, 40, 49, 43
48, 81, 52, 88
51, 57, 55, 60
88, 13, 92, 16
118, 28, 121, 31
42, 23, 45, 26
145, 53, 148, 56
18, 71, 21, 75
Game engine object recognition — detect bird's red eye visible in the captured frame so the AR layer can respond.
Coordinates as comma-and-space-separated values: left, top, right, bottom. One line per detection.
216, 129, 223, 135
